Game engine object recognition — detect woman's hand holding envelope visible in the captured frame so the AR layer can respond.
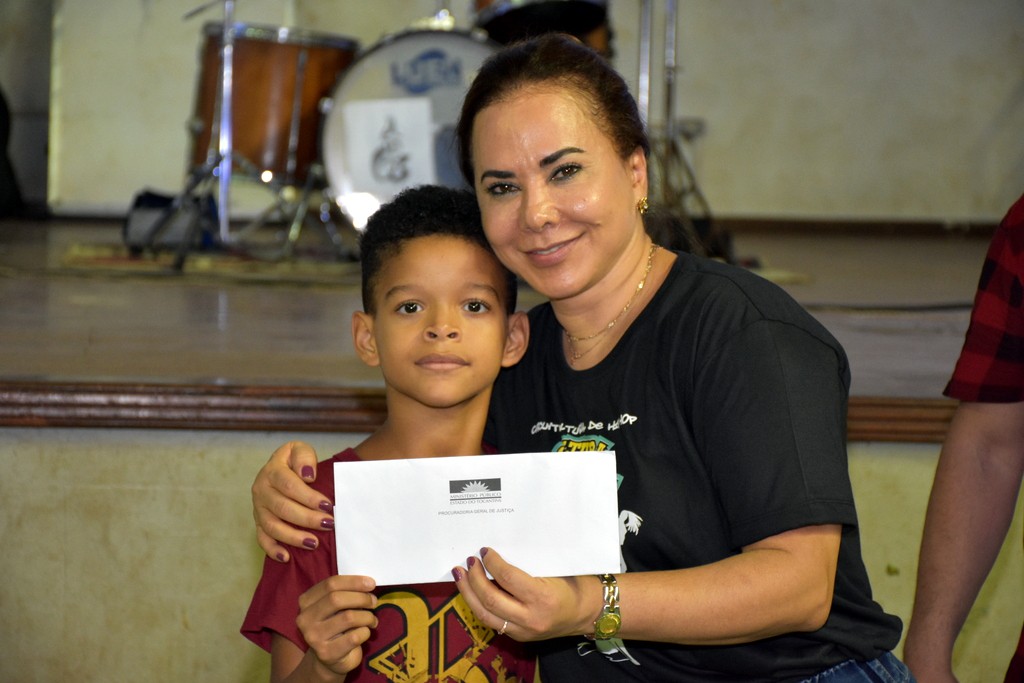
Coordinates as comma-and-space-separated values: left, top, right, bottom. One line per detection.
253, 441, 331, 563
453, 547, 600, 642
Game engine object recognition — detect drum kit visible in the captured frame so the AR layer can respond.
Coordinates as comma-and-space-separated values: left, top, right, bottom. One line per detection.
143, 0, 724, 268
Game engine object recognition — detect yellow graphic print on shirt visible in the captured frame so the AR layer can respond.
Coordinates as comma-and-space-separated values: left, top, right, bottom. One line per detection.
554, 435, 613, 451
367, 589, 525, 683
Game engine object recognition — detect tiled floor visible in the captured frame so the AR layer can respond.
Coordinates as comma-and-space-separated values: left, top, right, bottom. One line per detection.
0, 215, 991, 399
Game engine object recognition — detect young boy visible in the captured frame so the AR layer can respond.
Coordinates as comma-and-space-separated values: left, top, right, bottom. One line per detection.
241, 185, 533, 683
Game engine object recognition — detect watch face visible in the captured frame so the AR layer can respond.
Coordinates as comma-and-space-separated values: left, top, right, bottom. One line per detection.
594, 612, 622, 639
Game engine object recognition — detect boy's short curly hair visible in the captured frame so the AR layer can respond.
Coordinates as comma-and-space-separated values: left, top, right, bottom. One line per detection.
359, 185, 518, 314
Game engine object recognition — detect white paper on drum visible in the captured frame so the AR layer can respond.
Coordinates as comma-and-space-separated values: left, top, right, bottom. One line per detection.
320, 30, 498, 229
338, 98, 435, 226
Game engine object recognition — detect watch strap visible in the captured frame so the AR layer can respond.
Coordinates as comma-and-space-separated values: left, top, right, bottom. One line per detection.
590, 573, 621, 640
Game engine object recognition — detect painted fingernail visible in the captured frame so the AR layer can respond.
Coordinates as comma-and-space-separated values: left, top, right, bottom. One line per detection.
301, 466, 315, 480
302, 538, 317, 549
480, 547, 489, 558
467, 556, 477, 569
319, 500, 333, 513
452, 567, 464, 581
275, 552, 287, 563
320, 518, 334, 531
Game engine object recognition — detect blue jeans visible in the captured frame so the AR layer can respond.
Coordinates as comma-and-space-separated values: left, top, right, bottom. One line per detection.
801, 652, 915, 683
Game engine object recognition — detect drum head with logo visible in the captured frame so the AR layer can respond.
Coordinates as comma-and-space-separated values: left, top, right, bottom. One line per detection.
321, 30, 498, 229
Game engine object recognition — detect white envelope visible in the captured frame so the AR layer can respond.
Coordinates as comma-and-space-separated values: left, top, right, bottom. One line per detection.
334, 451, 620, 585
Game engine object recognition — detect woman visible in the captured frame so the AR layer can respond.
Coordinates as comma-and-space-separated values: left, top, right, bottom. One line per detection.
251, 34, 910, 681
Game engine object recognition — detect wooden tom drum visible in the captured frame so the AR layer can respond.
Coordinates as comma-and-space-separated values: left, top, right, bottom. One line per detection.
190, 23, 359, 187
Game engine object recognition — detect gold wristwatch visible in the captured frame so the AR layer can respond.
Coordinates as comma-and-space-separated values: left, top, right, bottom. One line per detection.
591, 573, 621, 640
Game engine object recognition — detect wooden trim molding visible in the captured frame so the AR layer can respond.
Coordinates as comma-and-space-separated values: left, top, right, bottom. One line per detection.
0, 381, 957, 443
846, 396, 957, 443
0, 381, 386, 434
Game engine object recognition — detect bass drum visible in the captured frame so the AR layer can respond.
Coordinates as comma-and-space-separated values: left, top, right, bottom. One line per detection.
320, 30, 499, 229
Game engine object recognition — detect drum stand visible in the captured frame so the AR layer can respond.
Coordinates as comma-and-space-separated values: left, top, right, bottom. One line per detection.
638, 0, 733, 261
141, 0, 358, 270
231, 162, 359, 262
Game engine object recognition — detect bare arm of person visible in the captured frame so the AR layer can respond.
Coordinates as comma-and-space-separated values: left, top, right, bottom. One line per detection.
453, 524, 840, 645
253, 441, 333, 562
903, 401, 1024, 682
269, 575, 378, 683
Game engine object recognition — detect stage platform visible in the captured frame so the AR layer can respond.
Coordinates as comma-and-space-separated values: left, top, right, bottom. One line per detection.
0, 216, 993, 442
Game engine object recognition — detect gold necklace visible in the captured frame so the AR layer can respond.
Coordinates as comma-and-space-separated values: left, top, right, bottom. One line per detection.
565, 243, 659, 364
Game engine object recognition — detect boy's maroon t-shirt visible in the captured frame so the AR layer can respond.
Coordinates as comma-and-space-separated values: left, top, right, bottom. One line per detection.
241, 448, 535, 682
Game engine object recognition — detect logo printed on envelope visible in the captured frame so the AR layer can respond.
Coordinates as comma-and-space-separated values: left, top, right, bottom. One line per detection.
449, 478, 501, 504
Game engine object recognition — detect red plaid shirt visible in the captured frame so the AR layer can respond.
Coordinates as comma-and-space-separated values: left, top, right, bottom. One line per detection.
945, 192, 1024, 402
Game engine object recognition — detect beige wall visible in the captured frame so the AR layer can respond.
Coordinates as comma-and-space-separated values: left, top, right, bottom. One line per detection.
0, 427, 362, 683
849, 441, 1023, 679
0, 427, 1020, 682
36, 0, 1024, 220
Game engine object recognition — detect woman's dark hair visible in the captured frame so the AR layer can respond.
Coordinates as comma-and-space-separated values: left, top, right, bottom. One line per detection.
359, 185, 518, 314
455, 33, 649, 186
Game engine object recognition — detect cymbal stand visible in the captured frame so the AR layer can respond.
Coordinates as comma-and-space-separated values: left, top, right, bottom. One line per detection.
213, 0, 235, 247
640, 0, 732, 260
141, 0, 237, 270
638, 0, 653, 126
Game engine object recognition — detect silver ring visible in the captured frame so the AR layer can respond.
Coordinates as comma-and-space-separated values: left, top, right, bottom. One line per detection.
498, 619, 508, 635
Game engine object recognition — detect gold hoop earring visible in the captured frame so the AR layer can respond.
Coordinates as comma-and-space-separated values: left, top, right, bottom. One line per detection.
636, 196, 649, 216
